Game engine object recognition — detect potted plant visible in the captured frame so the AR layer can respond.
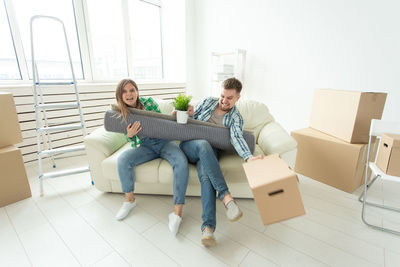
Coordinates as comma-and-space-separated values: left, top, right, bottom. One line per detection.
173, 93, 192, 124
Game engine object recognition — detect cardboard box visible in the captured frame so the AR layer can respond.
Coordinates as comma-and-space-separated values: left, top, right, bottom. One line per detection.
0, 146, 31, 207
376, 133, 400, 176
291, 128, 378, 193
310, 89, 387, 144
0, 92, 23, 148
242, 154, 305, 225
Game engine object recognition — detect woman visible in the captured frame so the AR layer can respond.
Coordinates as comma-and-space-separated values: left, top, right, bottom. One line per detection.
114, 78, 188, 236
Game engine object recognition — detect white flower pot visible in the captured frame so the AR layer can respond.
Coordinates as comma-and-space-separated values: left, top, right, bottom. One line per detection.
176, 110, 189, 124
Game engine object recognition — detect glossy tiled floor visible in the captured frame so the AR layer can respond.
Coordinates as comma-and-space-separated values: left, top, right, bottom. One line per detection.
2, 155, 400, 266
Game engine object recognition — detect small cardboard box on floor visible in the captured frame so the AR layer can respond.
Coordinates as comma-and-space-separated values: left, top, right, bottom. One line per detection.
0, 92, 23, 148
376, 133, 400, 177
310, 89, 387, 144
291, 128, 377, 193
242, 154, 305, 225
0, 146, 31, 207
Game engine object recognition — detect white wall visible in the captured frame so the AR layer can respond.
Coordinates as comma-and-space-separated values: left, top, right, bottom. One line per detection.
186, 0, 400, 132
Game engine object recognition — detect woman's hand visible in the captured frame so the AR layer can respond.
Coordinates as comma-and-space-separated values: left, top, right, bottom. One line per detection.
126, 121, 142, 138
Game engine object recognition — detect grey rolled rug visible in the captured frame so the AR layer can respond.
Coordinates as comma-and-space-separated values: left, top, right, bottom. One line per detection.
104, 105, 255, 153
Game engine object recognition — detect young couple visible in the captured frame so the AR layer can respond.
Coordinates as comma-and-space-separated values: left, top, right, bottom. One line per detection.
114, 77, 262, 247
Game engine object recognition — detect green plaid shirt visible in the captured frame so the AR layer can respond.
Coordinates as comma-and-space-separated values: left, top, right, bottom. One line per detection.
126, 97, 160, 147
140, 97, 161, 113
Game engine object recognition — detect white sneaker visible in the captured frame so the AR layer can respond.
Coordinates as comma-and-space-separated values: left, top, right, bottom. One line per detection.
225, 200, 243, 222
201, 228, 216, 247
116, 200, 136, 220
168, 212, 182, 236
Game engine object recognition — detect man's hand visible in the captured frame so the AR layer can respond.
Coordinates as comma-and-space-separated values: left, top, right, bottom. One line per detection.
187, 105, 194, 117
246, 155, 264, 162
126, 121, 142, 138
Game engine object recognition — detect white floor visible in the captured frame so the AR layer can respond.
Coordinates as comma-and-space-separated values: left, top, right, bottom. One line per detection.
2, 156, 400, 267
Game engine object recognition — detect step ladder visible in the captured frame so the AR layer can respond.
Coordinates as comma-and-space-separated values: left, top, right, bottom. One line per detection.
30, 15, 91, 195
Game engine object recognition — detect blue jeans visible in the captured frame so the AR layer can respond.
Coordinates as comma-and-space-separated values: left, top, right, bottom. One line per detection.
180, 140, 230, 231
117, 137, 189, 205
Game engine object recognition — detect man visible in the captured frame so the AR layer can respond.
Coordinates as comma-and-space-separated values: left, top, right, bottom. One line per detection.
180, 77, 263, 247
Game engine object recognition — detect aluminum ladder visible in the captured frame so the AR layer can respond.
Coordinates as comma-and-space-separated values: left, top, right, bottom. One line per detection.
30, 15, 91, 195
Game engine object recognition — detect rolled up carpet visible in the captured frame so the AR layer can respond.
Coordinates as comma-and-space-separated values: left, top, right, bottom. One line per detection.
104, 105, 255, 153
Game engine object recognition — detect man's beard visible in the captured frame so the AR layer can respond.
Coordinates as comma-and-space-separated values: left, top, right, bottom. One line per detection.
220, 102, 230, 111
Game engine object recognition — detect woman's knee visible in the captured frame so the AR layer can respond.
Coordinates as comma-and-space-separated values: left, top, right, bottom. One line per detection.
164, 144, 188, 163
176, 150, 188, 165
117, 156, 128, 169
196, 140, 213, 155
172, 153, 189, 173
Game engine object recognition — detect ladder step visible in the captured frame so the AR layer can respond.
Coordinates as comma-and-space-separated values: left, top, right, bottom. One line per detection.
35, 103, 79, 110
39, 145, 86, 157
40, 166, 90, 179
47, 121, 82, 126
37, 124, 83, 133
35, 82, 74, 86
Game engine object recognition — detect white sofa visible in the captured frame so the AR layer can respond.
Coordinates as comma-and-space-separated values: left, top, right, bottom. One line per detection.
84, 99, 297, 198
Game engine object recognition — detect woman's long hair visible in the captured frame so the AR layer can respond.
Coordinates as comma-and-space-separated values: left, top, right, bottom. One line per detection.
115, 79, 144, 120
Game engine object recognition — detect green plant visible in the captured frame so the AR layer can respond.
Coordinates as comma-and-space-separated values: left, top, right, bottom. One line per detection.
173, 93, 192, 111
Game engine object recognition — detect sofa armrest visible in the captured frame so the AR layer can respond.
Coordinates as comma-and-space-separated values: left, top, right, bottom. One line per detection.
84, 127, 127, 192
258, 121, 297, 155
84, 127, 127, 157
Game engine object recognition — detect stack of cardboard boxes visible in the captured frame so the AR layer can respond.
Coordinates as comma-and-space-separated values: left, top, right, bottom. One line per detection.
0, 92, 31, 207
291, 89, 387, 193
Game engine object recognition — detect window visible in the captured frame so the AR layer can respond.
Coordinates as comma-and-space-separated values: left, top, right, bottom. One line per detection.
12, 0, 84, 80
0, 1, 21, 80
1, 0, 166, 82
128, 0, 163, 80
86, 0, 163, 80
86, 0, 127, 80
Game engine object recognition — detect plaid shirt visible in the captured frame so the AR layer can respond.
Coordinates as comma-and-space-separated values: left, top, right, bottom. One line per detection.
140, 97, 161, 113
193, 97, 252, 160
126, 97, 160, 147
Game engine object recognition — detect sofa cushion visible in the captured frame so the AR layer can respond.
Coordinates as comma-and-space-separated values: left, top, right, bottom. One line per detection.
157, 99, 175, 115
102, 143, 160, 184
235, 100, 274, 139
101, 139, 264, 187
258, 121, 298, 155
158, 160, 200, 185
